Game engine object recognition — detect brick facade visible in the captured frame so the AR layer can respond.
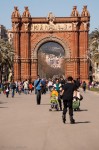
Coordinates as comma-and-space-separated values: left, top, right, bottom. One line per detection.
11, 6, 90, 81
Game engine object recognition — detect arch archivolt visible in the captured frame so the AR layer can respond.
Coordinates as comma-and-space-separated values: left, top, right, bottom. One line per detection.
31, 35, 71, 60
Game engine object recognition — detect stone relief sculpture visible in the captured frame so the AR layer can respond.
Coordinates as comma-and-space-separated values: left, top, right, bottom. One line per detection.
24, 23, 29, 31
22, 7, 31, 17
81, 6, 90, 17
47, 12, 55, 23
73, 22, 78, 30
47, 12, 55, 31
71, 6, 80, 17
83, 22, 89, 30
11, 6, 20, 18
12, 23, 19, 31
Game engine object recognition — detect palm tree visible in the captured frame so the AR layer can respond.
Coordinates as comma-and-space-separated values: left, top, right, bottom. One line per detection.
89, 28, 99, 62
89, 28, 99, 52
0, 38, 14, 82
89, 28, 99, 81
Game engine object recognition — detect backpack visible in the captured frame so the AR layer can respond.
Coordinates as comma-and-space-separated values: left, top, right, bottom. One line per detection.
29, 84, 33, 89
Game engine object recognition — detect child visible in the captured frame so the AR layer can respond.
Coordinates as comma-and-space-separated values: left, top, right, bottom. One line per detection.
49, 87, 59, 111
6, 85, 10, 98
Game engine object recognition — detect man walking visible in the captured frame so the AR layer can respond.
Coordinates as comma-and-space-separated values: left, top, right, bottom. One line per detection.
61, 76, 77, 124
34, 75, 42, 105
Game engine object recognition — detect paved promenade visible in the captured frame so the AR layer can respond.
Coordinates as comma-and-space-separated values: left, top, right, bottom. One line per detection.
0, 89, 99, 150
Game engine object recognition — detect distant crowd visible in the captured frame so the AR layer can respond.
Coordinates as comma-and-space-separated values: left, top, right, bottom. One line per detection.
0, 76, 91, 124
0, 77, 88, 97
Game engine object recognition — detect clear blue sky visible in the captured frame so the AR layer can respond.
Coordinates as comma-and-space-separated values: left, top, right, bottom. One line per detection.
0, 0, 99, 33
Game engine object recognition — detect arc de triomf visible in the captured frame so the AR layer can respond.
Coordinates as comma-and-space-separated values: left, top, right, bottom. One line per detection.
11, 6, 90, 81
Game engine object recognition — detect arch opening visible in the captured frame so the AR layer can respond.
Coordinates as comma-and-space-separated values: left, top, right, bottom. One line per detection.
37, 41, 67, 79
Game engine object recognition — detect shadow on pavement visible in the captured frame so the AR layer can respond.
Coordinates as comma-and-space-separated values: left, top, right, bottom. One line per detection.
0, 102, 8, 104
41, 103, 50, 105
74, 109, 88, 112
75, 121, 91, 124
0, 107, 8, 108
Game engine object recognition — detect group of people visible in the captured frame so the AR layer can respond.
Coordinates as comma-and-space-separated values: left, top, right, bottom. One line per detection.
0, 79, 34, 98
0, 75, 85, 124
34, 75, 83, 124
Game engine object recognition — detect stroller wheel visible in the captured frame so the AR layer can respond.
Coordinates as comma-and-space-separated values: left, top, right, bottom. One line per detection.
74, 109, 77, 111
49, 109, 52, 111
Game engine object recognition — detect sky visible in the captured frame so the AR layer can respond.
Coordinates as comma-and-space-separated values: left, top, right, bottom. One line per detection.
0, 0, 99, 33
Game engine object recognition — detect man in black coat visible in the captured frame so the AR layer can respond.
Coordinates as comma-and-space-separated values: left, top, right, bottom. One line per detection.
61, 76, 77, 124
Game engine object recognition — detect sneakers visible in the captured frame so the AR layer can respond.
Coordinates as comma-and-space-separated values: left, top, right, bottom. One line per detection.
70, 117, 75, 124
62, 115, 66, 123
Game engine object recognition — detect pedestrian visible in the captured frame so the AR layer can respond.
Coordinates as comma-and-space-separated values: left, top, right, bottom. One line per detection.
28, 82, 33, 94
10, 80, 16, 97
47, 79, 53, 91
41, 78, 46, 94
5, 84, 10, 98
23, 79, 29, 94
82, 81, 87, 92
75, 78, 81, 89
61, 76, 77, 124
18, 80, 22, 95
0, 81, 2, 94
34, 75, 43, 105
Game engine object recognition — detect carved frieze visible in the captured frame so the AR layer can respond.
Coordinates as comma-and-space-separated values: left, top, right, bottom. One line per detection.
31, 23, 72, 32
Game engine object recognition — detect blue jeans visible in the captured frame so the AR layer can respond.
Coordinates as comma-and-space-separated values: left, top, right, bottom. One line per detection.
12, 89, 15, 97
24, 89, 28, 94
36, 90, 41, 104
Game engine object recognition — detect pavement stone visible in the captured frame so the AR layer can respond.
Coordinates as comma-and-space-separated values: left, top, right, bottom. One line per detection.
0, 90, 99, 150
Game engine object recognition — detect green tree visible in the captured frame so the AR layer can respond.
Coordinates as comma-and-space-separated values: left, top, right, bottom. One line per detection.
88, 28, 99, 66
89, 28, 99, 56
0, 39, 14, 82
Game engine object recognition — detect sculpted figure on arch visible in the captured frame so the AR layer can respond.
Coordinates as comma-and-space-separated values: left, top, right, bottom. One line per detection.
71, 6, 80, 17
81, 6, 90, 17
12, 6, 20, 18
22, 7, 31, 17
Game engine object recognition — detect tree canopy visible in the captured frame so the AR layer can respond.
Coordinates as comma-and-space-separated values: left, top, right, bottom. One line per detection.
0, 38, 14, 81
89, 28, 99, 63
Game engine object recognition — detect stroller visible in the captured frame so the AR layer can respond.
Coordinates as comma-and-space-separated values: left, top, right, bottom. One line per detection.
49, 88, 59, 111
49, 94, 59, 111
72, 97, 80, 111
73, 90, 83, 111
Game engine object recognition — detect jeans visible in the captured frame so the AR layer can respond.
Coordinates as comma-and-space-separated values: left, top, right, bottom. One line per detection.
12, 89, 15, 97
36, 90, 41, 105
24, 89, 28, 94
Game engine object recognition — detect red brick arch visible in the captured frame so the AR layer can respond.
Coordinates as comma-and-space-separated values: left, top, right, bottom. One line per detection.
11, 6, 90, 81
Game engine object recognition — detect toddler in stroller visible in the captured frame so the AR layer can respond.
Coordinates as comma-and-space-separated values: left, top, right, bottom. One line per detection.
49, 87, 59, 111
